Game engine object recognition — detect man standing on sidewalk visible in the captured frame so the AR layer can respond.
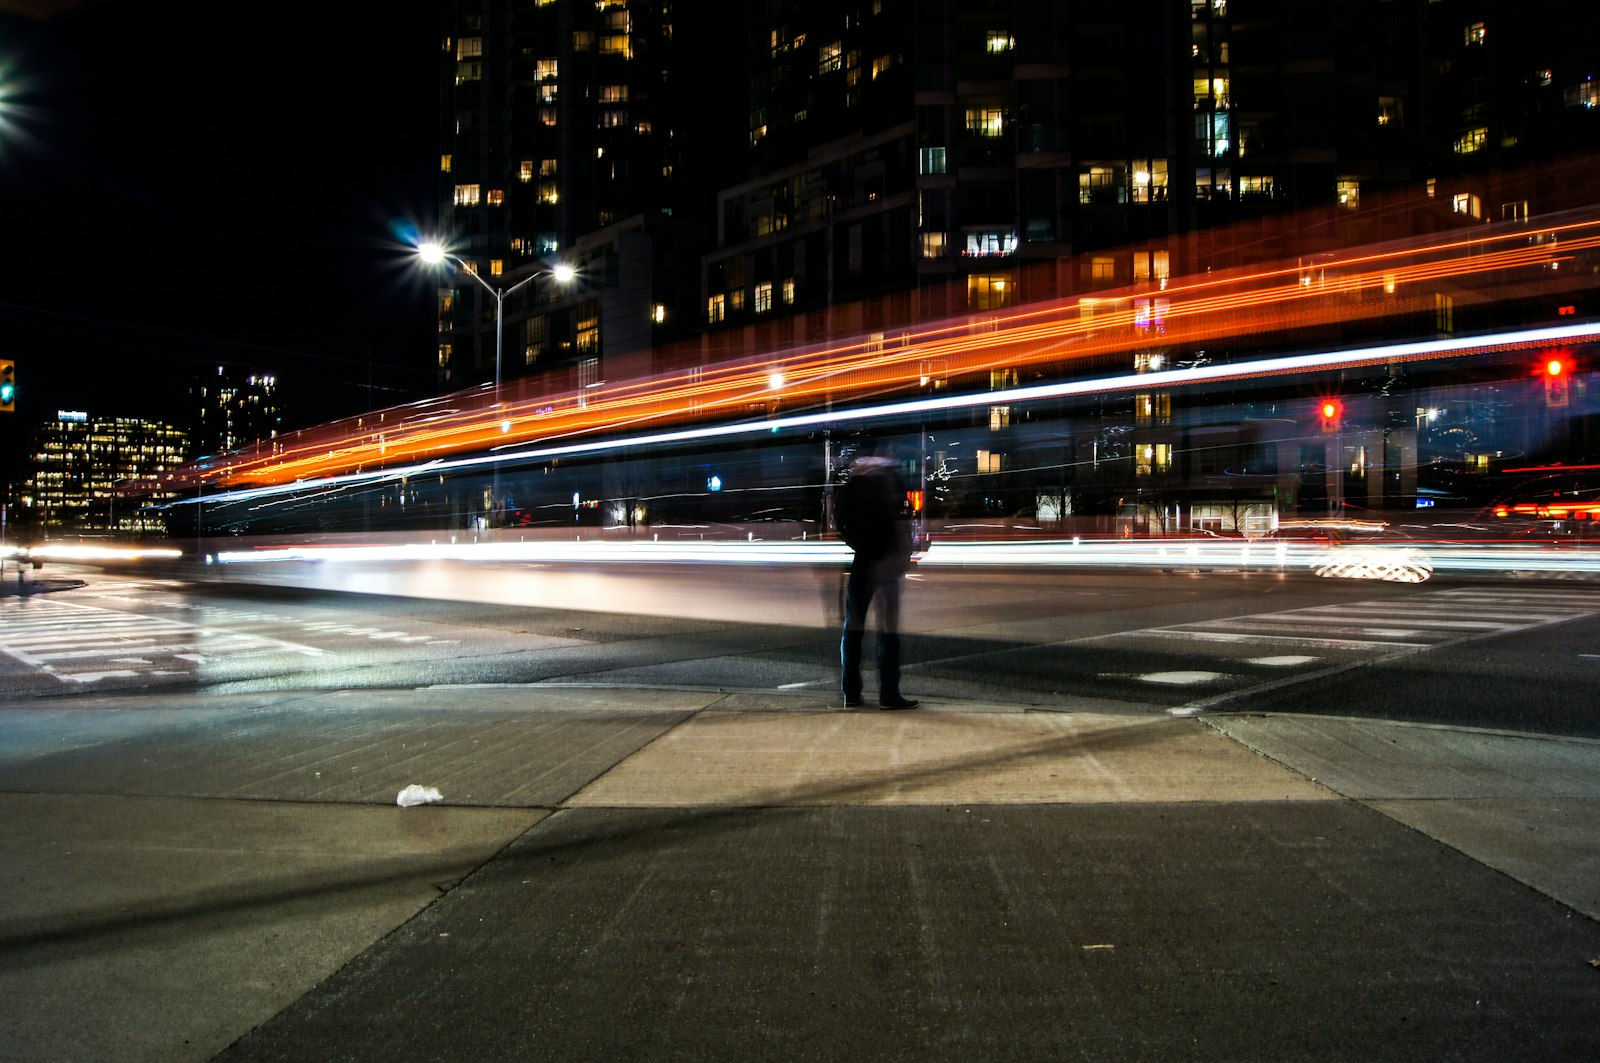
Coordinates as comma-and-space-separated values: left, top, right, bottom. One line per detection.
834, 442, 919, 710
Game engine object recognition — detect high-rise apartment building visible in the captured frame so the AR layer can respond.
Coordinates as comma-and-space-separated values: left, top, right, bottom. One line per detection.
440, 1, 1599, 379
705, 0, 1600, 335
433, 0, 745, 389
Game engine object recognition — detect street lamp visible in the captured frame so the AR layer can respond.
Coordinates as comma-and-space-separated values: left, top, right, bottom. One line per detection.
418, 241, 576, 523
417, 241, 576, 395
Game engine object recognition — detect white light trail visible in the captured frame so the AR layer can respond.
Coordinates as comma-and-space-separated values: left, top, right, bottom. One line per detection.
176, 322, 1600, 510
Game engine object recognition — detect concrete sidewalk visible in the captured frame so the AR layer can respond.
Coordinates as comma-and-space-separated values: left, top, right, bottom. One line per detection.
2, 687, 1597, 1061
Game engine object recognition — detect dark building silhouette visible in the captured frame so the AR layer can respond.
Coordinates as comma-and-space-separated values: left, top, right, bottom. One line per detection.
438, 0, 1600, 370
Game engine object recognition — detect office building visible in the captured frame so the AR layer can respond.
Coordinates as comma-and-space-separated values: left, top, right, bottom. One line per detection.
24, 412, 189, 533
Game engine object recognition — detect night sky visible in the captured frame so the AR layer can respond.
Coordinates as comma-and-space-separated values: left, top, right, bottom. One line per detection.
0, 0, 443, 430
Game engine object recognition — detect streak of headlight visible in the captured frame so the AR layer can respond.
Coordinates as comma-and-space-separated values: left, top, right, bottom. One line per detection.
25, 545, 183, 561
176, 321, 1600, 510
209, 537, 1600, 581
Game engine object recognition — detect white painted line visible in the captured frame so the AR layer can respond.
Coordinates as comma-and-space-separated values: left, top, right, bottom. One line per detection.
1136, 671, 1228, 685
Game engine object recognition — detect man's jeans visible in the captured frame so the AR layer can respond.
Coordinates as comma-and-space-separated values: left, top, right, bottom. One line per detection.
840, 557, 904, 703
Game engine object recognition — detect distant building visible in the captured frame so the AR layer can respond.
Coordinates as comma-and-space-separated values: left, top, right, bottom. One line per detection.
23, 412, 189, 533
189, 364, 282, 457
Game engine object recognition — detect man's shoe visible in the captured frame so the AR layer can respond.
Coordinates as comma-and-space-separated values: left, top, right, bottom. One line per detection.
879, 697, 920, 710
841, 696, 865, 708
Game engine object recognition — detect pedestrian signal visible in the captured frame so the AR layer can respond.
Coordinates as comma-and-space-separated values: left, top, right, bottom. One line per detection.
0, 360, 14, 412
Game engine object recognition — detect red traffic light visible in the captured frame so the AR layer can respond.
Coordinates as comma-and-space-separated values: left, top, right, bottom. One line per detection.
1317, 398, 1343, 430
1545, 357, 1567, 376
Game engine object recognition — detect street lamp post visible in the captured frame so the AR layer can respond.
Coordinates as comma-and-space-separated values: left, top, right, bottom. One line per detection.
417, 242, 575, 523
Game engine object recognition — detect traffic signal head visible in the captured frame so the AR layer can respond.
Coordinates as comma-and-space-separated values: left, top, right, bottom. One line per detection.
1543, 354, 1572, 408
0, 359, 14, 413
1317, 397, 1343, 431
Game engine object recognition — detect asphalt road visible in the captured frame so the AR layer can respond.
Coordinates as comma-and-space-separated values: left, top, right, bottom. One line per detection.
3, 563, 1596, 736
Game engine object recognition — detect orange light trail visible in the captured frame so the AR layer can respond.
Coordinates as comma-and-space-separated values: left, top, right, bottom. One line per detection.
152, 215, 1600, 492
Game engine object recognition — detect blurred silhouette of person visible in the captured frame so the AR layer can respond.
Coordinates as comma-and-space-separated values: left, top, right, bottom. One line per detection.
833, 442, 919, 709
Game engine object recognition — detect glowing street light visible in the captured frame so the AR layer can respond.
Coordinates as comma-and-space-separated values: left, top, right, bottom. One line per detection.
417, 241, 576, 519
416, 240, 575, 394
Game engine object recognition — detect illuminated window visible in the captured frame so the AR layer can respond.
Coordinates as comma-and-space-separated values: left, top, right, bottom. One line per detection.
1133, 252, 1170, 287
964, 232, 1017, 257
1453, 127, 1487, 154
1377, 96, 1403, 126
572, 31, 592, 50
600, 85, 629, 103
457, 37, 482, 60
819, 41, 843, 73
538, 181, 559, 204
489, 259, 504, 277
782, 279, 796, 305
601, 110, 626, 128
456, 61, 482, 84
437, 343, 452, 369
754, 282, 773, 313
1464, 22, 1485, 46
965, 108, 1005, 136
1089, 256, 1115, 282
1565, 81, 1599, 109
540, 82, 559, 104
440, 154, 453, 174
1136, 443, 1172, 476
600, 35, 631, 58
518, 160, 534, 182
651, 304, 666, 325
536, 58, 558, 80
1196, 112, 1231, 155
986, 31, 1014, 53
989, 406, 1011, 430
1193, 76, 1230, 108
1239, 175, 1274, 199
920, 146, 947, 174
1131, 161, 1168, 202
1080, 165, 1122, 203
1337, 178, 1360, 209
976, 449, 1002, 473
576, 315, 599, 355
486, 188, 504, 207
453, 183, 481, 206
872, 55, 893, 79
707, 293, 726, 323
921, 232, 947, 258
967, 275, 1013, 310
540, 107, 558, 126
1134, 393, 1172, 425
